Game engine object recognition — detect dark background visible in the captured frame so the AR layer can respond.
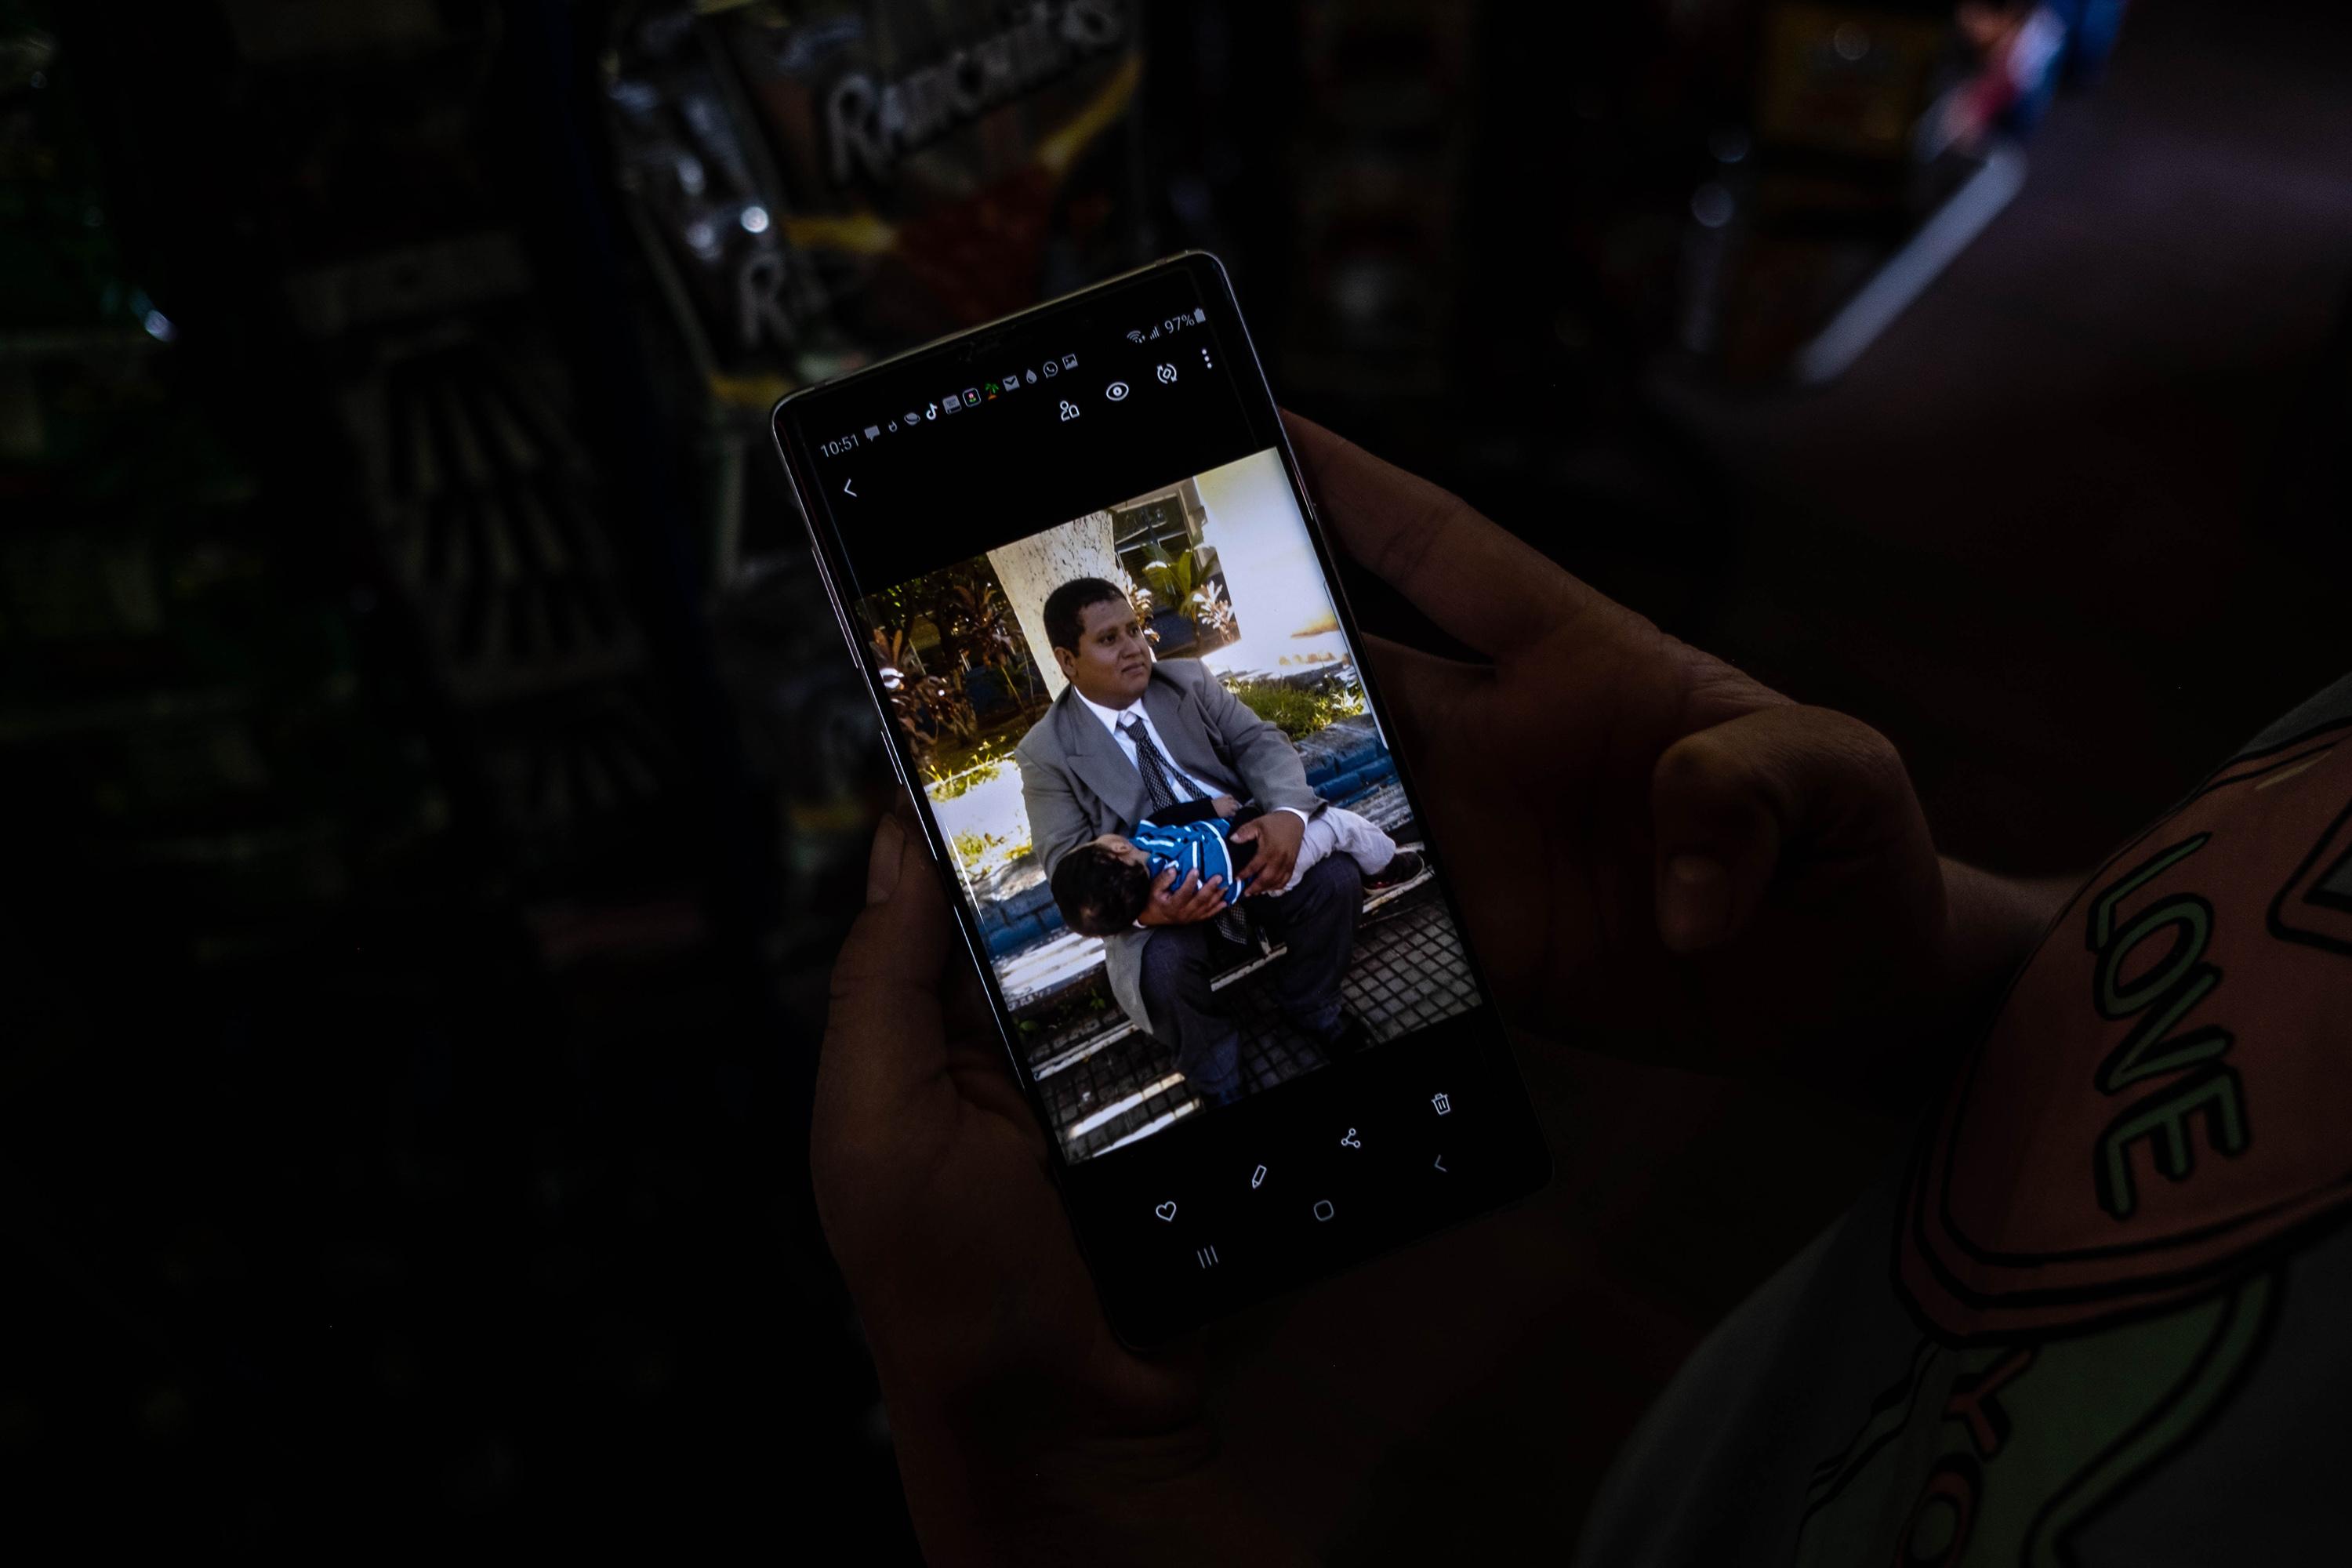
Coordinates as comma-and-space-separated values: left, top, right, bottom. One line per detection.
5, 0, 2347, 1556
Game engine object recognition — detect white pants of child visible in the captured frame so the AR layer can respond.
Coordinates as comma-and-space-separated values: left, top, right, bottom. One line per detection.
1268, 806, 1399, 895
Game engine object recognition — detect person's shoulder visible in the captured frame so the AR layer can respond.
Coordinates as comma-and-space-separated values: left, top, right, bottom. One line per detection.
1014, 695, 1070, 765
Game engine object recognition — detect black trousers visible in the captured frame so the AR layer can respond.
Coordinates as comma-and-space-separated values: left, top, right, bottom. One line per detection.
1135, 855, 1362, 1103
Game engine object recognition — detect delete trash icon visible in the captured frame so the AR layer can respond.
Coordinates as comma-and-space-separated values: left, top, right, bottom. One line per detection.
1432, 1092, 1452, 1116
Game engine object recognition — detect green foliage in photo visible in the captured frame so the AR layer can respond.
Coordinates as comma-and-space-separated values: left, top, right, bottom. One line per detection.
1222, 673, 1365, 742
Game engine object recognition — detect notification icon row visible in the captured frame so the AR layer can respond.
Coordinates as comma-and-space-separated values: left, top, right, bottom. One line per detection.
829, 352, 1084, 452
933, 352, 1080, 419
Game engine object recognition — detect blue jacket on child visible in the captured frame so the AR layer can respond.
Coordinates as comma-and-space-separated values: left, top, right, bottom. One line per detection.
1131, 817, 1247, 906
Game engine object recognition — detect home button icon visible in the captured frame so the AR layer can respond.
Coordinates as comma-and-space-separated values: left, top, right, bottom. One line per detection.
1312, 1200, 1335, 1222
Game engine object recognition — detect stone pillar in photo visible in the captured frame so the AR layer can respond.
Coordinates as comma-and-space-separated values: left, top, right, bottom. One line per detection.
987, 510, 1119, 702
1194, 449, 1338, 676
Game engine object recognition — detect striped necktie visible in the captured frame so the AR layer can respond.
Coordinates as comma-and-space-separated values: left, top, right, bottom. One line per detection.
1122, 715, 1248, 943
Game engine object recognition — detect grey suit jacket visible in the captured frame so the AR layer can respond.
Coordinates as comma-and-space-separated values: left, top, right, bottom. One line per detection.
1015, 659, 1324, 1033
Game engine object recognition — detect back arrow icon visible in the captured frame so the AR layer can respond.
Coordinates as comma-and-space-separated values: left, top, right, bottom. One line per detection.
843, 479, 857, 498
1433, 1155, 1447, 1173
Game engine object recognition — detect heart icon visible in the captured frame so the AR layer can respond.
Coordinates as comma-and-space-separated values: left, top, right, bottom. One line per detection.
1154, 1201, 1178, 1222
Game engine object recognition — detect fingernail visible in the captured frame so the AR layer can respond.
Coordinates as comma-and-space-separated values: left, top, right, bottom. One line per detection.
866, 815, 906, 906
1658, 854, 1728, 952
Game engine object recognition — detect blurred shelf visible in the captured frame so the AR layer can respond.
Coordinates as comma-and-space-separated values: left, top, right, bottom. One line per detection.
0, 326, 166, 361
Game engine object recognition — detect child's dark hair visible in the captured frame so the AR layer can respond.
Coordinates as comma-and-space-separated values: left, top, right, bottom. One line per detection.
1051, 842, 1152, 937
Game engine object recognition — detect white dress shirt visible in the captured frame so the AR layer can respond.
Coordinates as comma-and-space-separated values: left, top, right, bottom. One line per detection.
1077, 689, 1311, 827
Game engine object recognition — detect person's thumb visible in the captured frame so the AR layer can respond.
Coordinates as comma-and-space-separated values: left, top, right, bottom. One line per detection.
1648, 704, 1926, 953
818, 797, 956, 1125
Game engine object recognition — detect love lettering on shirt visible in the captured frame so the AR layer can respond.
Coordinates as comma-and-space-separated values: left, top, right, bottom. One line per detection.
1900, 722, 2352, 1338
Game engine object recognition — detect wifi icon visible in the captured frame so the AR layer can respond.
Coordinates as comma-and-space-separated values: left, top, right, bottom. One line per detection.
1126, 329, 1146, 343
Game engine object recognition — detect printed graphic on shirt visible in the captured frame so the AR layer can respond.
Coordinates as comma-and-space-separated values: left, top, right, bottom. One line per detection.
1900, 722, 2352, 1338
1776, 696, 2352, 1566
1794, 1274, 2276, 1568
2267, 784, 2352, 954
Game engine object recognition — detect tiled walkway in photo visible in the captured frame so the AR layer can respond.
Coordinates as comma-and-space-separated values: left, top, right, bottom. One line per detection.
1037, 884, 1480, 1162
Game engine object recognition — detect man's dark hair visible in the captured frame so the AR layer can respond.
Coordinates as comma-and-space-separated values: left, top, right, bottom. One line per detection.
1043, 576, 1128, 655
1051, 842, 1152, 937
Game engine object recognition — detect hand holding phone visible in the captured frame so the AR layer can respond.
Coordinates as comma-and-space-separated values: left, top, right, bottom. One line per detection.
809, 367, 2004, 1562
777, 254, 1549, 1349
817, 803, 1308, 1566
1283, 414, 1978, 1106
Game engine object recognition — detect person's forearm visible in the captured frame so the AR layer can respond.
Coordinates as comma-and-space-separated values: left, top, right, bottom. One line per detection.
1937, 858, 2080, 1018
1853, 858, 2079, 1111
1788, 858, 2078, 1114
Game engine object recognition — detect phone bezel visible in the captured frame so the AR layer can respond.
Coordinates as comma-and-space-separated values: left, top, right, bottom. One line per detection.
771, 252, 1548, 1342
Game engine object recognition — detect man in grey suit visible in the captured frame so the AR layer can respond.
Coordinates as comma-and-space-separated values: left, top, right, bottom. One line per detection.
1015, 577, 1365, 1106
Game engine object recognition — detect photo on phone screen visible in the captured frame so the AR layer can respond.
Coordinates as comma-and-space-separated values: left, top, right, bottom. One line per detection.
780, 255, 1546, 1341
851, 447, 1482, 1164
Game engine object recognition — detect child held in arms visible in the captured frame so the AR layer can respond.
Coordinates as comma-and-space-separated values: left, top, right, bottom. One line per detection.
1051, 794, 1423, 938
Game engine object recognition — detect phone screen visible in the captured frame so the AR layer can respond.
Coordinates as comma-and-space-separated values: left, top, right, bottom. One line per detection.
775, 253, 1548, 1341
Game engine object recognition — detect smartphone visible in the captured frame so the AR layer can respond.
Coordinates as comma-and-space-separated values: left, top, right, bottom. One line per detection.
774, 252, 1549, 1343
